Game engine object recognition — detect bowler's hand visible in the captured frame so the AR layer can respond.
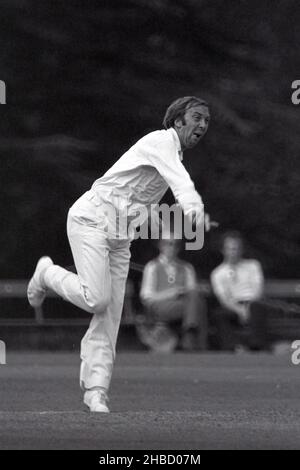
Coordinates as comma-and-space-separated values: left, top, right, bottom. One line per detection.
204, 213, 219, 232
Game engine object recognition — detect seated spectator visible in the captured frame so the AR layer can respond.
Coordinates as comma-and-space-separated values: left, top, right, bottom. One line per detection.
210, 231, 266, 350
139, 234, 207, 352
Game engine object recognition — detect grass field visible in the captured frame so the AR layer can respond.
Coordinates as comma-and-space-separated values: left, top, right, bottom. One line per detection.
0, 351, 299, 449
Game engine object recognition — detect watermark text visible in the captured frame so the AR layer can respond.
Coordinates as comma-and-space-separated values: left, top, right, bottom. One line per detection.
0, 340, 6, 364
0, 80, 6, 104
291, 340, 300, 365
291, 80, 300, 105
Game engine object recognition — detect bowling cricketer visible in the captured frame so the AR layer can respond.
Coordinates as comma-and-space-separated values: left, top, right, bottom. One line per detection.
27, 96, 211, 412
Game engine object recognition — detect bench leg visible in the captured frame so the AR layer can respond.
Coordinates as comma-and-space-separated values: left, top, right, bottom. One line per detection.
34, 306, 44, 325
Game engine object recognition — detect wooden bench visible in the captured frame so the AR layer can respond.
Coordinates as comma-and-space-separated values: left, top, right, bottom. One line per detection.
1, 277, 300, 350
0, 278, 299, 324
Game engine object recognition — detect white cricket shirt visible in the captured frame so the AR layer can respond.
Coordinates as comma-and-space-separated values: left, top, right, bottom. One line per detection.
91, 127, 204, 222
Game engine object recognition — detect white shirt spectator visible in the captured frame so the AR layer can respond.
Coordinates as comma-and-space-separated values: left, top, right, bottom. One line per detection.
211, 259, 264, 305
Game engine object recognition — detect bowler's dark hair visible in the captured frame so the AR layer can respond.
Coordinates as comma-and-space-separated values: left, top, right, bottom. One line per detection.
163, 96, 209, 129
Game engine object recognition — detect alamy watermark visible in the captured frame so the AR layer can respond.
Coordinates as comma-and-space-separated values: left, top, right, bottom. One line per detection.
291, 340, 300, 365
90, 196, 205, 250
0, 80, 6, 104
291, 80, 300, 105
0, 340, 6, 364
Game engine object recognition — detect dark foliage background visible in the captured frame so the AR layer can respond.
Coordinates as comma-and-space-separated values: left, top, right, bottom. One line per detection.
0, 0, 299, 278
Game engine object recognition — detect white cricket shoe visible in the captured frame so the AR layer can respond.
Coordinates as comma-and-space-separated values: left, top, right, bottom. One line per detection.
27, 256, 53, 308
84, 390, 110, 413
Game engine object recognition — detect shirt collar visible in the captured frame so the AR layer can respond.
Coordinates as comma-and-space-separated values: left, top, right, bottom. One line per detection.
168, 127, 183, 160
159, 254, 176, 266
223, 261, 242, 272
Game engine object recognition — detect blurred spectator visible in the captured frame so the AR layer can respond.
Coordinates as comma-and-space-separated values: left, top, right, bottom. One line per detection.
139, 235, 207, 352
210, 231, 267, 350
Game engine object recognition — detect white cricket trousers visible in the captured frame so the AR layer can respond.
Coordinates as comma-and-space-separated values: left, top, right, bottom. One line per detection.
43, 191, 131, 391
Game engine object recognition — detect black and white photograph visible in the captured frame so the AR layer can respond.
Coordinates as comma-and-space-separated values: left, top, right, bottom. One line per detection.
0, 0, 300, 455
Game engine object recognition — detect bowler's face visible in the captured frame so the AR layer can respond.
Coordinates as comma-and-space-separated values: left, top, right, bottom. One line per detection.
175, 105, 210, 150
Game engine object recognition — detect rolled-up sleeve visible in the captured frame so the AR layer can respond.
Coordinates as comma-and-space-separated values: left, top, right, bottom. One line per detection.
185, 264, 197, 290
140, 261, 157, 303
249, 261, 264, 299
210, 270, 229, 304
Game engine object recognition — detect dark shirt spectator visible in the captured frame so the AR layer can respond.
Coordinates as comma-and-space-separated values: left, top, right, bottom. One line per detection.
139, 236, 207, 351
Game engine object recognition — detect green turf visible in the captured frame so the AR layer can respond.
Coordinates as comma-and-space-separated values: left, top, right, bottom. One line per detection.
0, 351, 299, 449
